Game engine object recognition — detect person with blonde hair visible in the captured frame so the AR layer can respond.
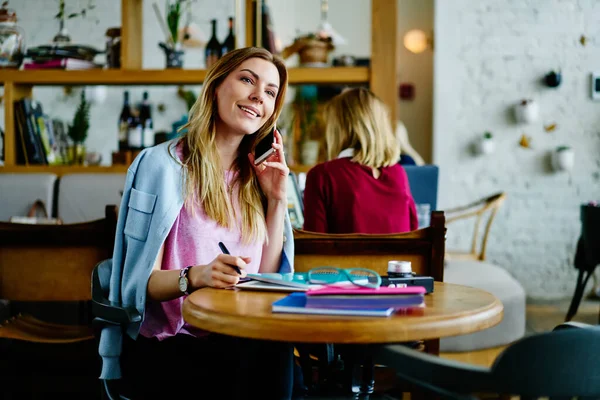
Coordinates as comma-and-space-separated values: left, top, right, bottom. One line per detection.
97, 47, 295, 399
303, 87, 418, 233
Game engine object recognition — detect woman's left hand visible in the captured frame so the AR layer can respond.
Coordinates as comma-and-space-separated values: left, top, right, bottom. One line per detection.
248, 129, 289, 202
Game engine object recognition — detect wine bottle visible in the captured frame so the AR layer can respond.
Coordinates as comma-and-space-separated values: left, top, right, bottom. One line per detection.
222, 17, 235, 55
205, 19, 222, 69
139, 91, 154, 148
127, 107, 143, 150
118, 91, 132, 151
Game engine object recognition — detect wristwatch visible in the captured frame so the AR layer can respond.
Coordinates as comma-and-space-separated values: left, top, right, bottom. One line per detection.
178, 266, 192, 295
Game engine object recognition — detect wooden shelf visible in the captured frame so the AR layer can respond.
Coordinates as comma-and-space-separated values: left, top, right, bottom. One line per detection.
1, 0, 398, 175
0, 165, 129, 176
0, 67, 369, 86
1, 164, 314, 176
289, 164, 314, 174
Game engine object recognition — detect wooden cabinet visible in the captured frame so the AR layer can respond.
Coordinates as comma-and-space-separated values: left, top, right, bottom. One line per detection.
1, 0, 397, 176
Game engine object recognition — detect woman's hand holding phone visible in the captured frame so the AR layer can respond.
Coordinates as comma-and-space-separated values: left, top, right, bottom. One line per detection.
248, 128, 289, 202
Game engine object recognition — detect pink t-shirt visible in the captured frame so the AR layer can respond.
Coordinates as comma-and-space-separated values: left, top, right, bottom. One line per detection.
139, 168, 263, 340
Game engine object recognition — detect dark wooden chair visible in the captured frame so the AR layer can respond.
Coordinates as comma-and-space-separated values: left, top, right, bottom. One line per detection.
292, 211, 446, 395
374, 322, 600, 399
0, 205, 117, 398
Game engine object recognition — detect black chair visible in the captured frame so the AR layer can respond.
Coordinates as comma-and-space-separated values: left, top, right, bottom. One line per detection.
374, 323, 600, 399
91, 260, 141, 400
565, 204, 600, 322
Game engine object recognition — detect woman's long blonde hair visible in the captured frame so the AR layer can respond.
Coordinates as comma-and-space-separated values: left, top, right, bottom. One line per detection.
324, 88, 400, 168
179, 47, 288, 244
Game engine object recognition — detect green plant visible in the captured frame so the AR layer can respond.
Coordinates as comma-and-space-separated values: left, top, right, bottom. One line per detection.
177, 86, 197, 111
556, 145, 571, 152
166, 0, 183, 45
67, 91, 91, 145
54, 0, 96, 21
483, 131, 493, 139
298, 96, 319, 143
166, 0, 195, 45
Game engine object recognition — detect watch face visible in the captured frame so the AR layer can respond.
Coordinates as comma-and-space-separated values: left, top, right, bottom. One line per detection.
179, 276, 188, 293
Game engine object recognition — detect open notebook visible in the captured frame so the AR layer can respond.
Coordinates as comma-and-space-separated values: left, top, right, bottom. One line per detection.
235, 272, 368, 292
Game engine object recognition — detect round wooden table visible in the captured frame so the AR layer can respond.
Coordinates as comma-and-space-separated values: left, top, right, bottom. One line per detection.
182, 282, 503, 343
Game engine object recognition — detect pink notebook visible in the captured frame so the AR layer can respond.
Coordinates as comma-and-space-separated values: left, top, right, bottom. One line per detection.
306, 286, 426, 296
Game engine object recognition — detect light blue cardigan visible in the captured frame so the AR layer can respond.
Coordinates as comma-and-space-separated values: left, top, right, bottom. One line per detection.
98, 140, 295, 379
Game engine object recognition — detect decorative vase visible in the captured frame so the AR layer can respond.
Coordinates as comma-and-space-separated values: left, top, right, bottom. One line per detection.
514, 99, 539, 124
300, 140, 320, 165
68, 144, 86, 165
298, 38, 333, 66
551, 148, 574, 172
0, 4, 25, 69
159, 42, 184, 69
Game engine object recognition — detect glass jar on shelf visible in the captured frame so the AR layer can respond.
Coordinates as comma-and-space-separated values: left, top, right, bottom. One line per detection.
105, 27, 121, 68
0, 2, 25, 69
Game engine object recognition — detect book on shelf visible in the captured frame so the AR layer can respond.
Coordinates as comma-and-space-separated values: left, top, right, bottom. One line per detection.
23, 58, 101, 70
272, 293, 395, 317
13, 98, 60, 166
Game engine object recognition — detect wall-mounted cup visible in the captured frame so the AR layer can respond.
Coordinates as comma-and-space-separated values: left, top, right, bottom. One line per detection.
544, 71, 562, 88
478, 136, 495, 155
551, 146, 574, 172
514, 99, 539, 124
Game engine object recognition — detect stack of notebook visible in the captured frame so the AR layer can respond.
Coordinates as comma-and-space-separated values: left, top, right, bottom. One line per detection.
272, 286, 426, 317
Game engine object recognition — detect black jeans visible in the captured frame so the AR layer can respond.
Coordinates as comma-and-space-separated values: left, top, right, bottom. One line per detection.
121, 333, 293, 399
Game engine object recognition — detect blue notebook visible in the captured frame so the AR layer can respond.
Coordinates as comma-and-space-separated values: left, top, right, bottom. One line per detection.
272, 293, 395, 317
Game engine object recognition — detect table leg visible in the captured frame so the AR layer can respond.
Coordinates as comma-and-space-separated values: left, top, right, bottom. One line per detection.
346, 345, 375, 396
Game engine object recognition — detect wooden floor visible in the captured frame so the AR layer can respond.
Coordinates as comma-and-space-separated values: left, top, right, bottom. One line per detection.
439, 296, 600, 367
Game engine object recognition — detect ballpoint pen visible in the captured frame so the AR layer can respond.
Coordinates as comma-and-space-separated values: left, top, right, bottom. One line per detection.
218, 241, 242, 275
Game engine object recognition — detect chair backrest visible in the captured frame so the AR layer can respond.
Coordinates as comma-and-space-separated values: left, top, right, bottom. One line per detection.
0, 173, 57, 221
491, 325, 600, 397
58, 173, 125, 224
403, 165, 439, 211
293, 211, 446, 280
0, 205, 117, 302
445, 192, 506, 262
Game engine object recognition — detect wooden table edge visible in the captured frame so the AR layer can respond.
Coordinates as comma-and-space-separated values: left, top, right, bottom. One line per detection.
182, 286, 504, 344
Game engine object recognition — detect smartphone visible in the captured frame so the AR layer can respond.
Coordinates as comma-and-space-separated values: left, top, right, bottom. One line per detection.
253, 126, 276, 166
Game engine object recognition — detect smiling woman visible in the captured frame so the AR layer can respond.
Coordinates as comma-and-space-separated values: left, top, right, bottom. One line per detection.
97, 47, 295, 399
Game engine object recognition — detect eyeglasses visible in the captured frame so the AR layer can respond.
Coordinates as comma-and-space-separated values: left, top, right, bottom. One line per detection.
307, 266, 382, 289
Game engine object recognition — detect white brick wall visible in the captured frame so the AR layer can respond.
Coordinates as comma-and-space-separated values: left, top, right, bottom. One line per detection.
434, 0, 600, 299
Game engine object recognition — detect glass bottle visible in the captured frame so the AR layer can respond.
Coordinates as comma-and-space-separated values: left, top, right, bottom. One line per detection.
118, 91, 132, 151
139, 91, 154, 148
222, 17, 235, 55
205, 19, 221, 69
0, 3, 25, 68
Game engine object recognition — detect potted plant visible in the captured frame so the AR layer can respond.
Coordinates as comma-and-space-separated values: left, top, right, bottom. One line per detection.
67, 91, 91, 165
477, 131, 495, 155
514, 99, 539, 124
157, 0, 192, 68
282, 33, 334, 66
53, 0, 96, 44
293, 89, 321, 165
551, 145, 574, 172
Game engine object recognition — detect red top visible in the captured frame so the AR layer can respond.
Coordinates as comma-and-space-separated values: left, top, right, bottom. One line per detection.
303, 158, 418, 234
